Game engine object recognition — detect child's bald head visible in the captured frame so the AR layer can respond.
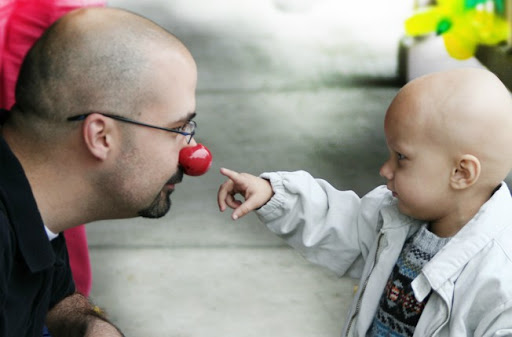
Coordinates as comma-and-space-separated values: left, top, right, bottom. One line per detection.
381, 68, 512, 235
386, 68, 512, 190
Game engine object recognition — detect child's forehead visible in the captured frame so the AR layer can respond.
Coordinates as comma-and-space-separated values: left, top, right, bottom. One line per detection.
385, 102, 426, 131
385, 82, 446, 132
384, 103, 437, 149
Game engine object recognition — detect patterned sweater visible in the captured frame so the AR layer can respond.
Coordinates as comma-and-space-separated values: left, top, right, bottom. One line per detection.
367, 225, 451, 337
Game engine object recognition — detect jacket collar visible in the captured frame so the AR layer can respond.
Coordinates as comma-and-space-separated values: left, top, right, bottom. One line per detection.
0, 135, 55, 273
380, 195, 422, 232
418, 183, 512, 294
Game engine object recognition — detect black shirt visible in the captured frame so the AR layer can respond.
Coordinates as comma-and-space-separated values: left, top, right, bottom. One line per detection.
0, 135, 75, 337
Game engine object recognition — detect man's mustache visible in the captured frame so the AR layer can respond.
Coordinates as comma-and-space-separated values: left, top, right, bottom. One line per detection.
167, 168, 184, 185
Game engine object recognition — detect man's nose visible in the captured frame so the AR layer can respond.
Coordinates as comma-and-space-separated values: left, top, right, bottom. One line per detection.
187, 137, 198, 147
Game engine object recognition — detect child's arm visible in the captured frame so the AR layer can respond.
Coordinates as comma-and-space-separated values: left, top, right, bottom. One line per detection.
218, 167, 275, 220
218, 168, 388, 276
255, 170, 365, 276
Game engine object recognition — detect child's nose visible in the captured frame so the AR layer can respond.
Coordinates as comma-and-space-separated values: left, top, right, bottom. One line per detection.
379, 159, 394, 180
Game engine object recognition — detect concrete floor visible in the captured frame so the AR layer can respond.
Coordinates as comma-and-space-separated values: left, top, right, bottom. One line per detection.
84, 0, 438, 336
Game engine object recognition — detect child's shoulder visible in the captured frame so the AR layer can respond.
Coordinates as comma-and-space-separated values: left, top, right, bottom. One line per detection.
461, 229, 512, 323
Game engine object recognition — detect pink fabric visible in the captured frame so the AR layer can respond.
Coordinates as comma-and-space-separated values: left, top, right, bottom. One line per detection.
63, 225, 92, 296
0, 0, 106, 296
1, 0, 106, 109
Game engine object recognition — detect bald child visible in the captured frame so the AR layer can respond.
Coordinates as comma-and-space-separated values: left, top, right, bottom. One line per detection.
218, 68, 512, 336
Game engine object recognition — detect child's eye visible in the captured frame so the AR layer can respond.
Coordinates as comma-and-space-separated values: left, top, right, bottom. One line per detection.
397, 152, 406, 160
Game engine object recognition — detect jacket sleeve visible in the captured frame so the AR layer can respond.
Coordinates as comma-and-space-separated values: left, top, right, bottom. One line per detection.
256, 170, 392, 277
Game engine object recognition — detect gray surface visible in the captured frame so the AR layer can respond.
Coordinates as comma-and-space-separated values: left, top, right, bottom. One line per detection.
87, 0, 412, 335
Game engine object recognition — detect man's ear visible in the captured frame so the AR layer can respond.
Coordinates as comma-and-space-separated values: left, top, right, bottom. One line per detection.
82, 114, 113, 161
450, 154, 481, 189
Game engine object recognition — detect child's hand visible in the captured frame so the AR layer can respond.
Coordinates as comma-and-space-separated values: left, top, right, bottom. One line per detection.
218, 168, 274, 220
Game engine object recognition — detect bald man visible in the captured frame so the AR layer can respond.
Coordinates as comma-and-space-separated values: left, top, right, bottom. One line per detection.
0, 7, 199, 337
217, 68, 512, 335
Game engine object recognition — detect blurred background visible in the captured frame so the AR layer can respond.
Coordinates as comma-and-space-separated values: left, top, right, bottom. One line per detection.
84, 0, 511, 335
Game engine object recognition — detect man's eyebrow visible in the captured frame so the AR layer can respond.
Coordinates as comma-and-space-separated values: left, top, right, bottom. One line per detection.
185, 112, 196, 121
171, 112, 196, 126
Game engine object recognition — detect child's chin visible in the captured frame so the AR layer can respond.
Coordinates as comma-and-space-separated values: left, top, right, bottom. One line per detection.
397, 203, 414, 217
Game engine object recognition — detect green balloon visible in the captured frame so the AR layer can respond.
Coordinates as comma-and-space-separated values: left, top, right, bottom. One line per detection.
436, 18, 453, 35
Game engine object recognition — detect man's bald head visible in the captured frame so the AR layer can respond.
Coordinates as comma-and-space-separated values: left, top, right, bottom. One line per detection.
386, 68, 512, 188
10, 7, 193, 139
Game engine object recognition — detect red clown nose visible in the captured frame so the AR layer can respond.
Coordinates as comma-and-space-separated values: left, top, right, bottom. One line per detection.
179, 143, 213, 176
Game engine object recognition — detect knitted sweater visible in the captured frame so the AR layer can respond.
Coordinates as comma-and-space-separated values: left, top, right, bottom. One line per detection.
367, 225, 451, 337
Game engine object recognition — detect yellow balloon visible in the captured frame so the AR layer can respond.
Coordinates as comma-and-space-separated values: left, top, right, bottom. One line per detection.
405, 0, 509, 59
405, 8, 442, 36
437, 0, 464, 12
472, 11, 508, 44
443, 24, 478, 59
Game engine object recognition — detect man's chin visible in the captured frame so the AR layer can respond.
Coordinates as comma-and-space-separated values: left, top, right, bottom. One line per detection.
138, 203, 171, 219
137, 190, 172, 219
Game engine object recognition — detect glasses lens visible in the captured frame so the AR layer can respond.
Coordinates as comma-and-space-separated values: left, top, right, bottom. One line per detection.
183, 121, 196, 134
182, 121, 196, 144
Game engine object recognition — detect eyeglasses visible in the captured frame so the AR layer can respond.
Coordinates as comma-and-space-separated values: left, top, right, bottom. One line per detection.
67, 112, 196, 144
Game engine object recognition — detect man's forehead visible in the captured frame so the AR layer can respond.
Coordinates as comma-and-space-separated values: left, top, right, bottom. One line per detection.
165, 111, 196, 125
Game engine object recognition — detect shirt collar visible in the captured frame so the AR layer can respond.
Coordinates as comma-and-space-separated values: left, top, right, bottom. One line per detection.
0, 135, 55, 272
44, 226, 59, 241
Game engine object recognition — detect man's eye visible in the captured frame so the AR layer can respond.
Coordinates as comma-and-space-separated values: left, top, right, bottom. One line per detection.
397, 152, 406, 160
176, 123, 188, 132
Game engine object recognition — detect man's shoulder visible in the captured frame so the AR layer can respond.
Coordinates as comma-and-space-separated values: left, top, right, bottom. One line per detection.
0, 198, 15, 254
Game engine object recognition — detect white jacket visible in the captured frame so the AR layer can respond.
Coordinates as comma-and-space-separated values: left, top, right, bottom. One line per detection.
256, 171, 512, 337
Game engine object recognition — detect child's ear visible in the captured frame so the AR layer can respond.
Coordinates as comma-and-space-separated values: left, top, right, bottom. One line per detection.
450, 154, 481, 189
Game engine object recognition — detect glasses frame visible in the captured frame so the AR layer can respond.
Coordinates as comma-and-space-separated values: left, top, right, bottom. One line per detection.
67, 112, 196, 144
